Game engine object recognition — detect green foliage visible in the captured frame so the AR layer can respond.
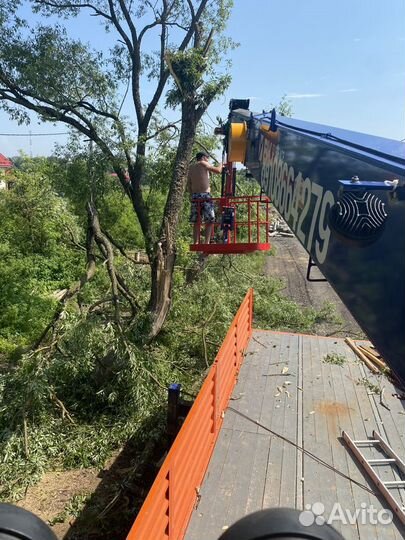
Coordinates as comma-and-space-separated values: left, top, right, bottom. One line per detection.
48, 145, 146, 248
0, 159, 78, 255
323, 353, 346, 366
166, 49, 208, 97
49, 492, 91, 525
0, 161, 82, 352
268, 95, 294, 117
0, 244, 339, 500
0, 117, 343, 508
166, 47, 231, 109
99, 191, 145, 249
0, 15, 117, 126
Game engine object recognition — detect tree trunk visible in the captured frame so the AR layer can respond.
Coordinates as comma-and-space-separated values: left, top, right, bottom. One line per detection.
129, 135, 155, 261
148, 101, 199, 339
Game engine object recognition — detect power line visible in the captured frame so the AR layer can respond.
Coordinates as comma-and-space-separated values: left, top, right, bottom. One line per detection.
0, 132, 70, 137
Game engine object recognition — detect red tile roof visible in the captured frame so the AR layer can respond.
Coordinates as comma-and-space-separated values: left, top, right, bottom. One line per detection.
0, 153, 13, 169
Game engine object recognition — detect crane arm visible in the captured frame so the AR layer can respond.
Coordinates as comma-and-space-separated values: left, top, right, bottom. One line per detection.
227, 101, 405, 384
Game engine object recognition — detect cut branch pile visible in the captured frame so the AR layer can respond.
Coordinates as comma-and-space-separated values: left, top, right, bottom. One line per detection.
345, 337, 390, 376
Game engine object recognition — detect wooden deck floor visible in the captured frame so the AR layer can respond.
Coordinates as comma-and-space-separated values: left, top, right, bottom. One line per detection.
184, 330, 405, 540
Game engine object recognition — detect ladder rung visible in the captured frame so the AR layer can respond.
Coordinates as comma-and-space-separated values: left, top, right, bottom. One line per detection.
354, 439, 379, 445
367, 458, 396, 464
383, 480, 405, 487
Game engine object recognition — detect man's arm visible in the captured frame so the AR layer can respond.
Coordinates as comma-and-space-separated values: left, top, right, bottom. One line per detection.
202, 161, 224, 174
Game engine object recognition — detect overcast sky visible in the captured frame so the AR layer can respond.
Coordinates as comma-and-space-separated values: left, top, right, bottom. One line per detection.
1, 0, 404, 156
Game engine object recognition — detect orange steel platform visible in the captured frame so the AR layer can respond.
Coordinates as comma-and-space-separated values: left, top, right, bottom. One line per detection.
127, 290, 253, 540
128, 293, 405, 540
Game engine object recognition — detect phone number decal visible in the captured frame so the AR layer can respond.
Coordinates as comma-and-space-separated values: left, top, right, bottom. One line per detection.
259, 135, 335, 264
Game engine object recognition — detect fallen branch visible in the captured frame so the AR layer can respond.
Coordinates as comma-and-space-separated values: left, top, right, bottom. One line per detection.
345, 338, 379, 374
50, 392, 76, 424
88, 297, 114, 313
93, 206, 143, 325
28, 340, 58, 357
379, 387, 390, 411
66, 224, 87, 253
119, 334, 166, 390
116, 274, 140, 316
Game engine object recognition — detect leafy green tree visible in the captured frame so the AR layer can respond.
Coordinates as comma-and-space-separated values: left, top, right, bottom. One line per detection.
0, 160, 82, 353
0, 0, 235, 338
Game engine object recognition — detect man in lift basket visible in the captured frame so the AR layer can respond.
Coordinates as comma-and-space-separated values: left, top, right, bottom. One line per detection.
187, 152, 223, 244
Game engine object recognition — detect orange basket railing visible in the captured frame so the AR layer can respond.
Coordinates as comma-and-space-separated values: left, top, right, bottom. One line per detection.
189, 195, 270, 254
127, 289, 254, 540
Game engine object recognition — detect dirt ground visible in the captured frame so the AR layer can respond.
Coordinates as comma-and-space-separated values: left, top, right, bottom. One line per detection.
267, 234, 365, 339
15, 233, 365, 539
16, 468, 102, 539
15, 435, 162, 539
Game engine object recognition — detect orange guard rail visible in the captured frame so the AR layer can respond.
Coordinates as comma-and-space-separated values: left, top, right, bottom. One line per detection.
127, 289, 254, 540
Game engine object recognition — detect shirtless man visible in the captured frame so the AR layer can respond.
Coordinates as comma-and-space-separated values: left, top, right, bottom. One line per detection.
187, 152, 223, 244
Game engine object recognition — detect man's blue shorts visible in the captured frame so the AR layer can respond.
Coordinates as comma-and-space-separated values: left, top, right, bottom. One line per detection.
190, 193, 215, 223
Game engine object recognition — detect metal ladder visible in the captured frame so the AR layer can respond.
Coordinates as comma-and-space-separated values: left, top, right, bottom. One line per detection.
342, 430, 405, 526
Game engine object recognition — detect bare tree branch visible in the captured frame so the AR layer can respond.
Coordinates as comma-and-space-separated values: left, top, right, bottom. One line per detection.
0, 74, 132, 194
75, 99, 120, 122
179, 0, 209, 51
101, 228, 148, 266
117, 0, 139, 46
106, 0, 134, 55
142, 0, 209, 130
144, 120, 180, 141
138, 20, 161, 42
34, 0, 111, 19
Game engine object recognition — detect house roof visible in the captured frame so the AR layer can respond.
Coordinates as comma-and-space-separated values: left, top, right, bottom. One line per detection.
0, 153, 13, 169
